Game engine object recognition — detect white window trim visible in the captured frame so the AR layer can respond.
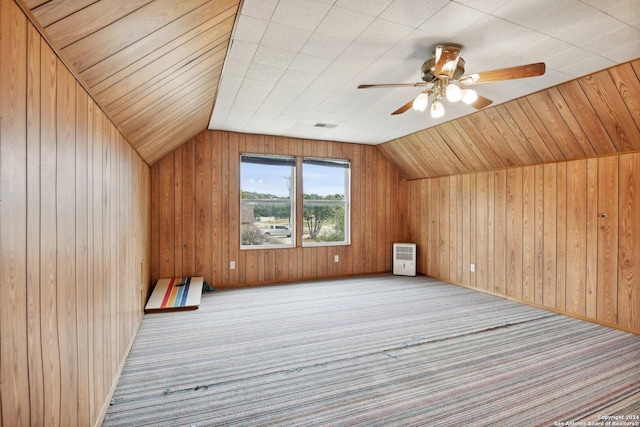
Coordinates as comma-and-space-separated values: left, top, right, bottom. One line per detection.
240, 154, 296, 250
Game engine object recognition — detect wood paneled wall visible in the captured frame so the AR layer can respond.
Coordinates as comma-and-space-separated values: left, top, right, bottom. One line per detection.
150, 130, 408, 287
408, 153, 640, 334
0, 1, 151, 425
380, 60, 640, 180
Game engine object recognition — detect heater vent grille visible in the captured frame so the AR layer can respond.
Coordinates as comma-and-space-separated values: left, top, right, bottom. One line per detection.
393, 243, 416, 276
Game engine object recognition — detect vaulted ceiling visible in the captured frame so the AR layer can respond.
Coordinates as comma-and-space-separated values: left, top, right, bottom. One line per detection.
21, 0, 240, 164
379, 59, 640, 179
20, 0, 640, 171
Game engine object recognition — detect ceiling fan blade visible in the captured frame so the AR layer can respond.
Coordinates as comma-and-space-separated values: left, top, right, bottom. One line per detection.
358, 82, 429, 89
434, 45, 461, 79
470, 94, 493, 109
459, 62, 545, 85
391, 99, 415, 115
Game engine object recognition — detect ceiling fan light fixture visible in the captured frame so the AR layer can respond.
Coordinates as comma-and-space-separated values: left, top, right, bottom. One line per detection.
461, 88, 478, 104
431, 100, 445, 118
445, 83, 462, 102
412, 92, 429, 111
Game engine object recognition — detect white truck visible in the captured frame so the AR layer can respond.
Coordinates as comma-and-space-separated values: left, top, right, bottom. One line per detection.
263, 225, 291, 237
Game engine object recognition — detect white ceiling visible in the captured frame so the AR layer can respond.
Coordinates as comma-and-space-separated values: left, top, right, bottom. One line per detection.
208, 0, 640, 145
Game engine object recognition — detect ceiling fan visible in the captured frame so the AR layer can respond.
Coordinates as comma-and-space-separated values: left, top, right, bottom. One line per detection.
358, 45, 545, 117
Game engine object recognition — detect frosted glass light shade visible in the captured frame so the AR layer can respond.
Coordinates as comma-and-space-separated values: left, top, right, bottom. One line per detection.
412, 93, 429, 111
446, 83, 462, 102
431, 100, 445, 118
461, 88, 478, 104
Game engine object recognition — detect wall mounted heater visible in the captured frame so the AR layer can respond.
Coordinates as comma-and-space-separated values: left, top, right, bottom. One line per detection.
393, 243, 416, 276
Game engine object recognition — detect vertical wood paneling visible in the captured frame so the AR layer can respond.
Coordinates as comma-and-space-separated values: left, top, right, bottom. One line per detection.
409, 152, 639, 334
151, 130, 408, 287
486, 172, 496, 293
438, 177, 450, 276
475, 173, 489, 290
494, 170, 507, 295
56, 58, 78, 427
542, 163, 558, 308
618, 153, 640, 331
556, 162, 568, 311
448, 176, 458, 280
26, 22, 45, 427
522, 166, 535, 304
461, 174, 471, 286
182, 139, 197, 276
0, 3, 151, 424
468, 174, 476, 288
597, 156, 618, 324
506, 168, 523, 299
585, 158, 598, 318
533, 165, 544, 305
0, 1, 30, 424
211, 131, 222, 285
565, 160, 587, 316
174, 147, 184, 276
429, 179, 440, 276
194, 132, 212, 283
158, 154, 175, 278
91, 96, 106, 419
75, 82, 90, 427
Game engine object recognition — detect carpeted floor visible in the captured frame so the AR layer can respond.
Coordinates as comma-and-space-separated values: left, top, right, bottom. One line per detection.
104, 274, 640, 426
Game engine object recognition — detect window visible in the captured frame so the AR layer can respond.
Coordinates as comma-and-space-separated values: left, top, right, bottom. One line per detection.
240, 155, 295, 248
239, 154, 350, 249
302, 158, 350, 246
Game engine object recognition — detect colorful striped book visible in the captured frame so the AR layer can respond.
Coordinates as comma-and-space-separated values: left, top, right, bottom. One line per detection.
145, 277, 204, 313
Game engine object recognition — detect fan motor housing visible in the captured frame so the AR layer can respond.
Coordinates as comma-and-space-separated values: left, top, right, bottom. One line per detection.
421, 57, 465, 82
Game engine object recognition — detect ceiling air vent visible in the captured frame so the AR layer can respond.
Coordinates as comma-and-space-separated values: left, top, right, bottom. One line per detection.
314, 123, 338, 128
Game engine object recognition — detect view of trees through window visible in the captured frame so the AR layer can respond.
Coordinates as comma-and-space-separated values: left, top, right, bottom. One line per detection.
302, 159, 349, 246
240, 155, 350, 248
240, 155, 295, 248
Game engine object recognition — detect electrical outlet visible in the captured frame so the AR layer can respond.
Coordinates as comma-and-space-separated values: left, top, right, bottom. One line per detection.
230, 261, 235, 270
470, 263, 475, 272
334, 255, 339, 263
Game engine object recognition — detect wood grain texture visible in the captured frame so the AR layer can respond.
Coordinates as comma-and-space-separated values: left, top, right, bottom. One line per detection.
597, 156, 618, 324
380, 60, 640, 179
618, 153, 640, 331
1, 2, 30, 425
565, 160, 587, 316
408, 153, 640, 334
24, 0, 240, 165
150, 130, 409, 287
0, 4, 151, 424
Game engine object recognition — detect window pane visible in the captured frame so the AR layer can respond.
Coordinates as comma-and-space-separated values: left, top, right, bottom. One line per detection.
241, 156, 294, 200
303, 159, 350, 246
302, 162, 345, 198
241, 155, 295, 248
241, 201, 293, 247
303, 202, 345, 243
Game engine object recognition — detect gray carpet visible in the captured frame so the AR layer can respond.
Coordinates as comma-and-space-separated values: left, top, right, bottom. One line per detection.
104, 275, 640, 426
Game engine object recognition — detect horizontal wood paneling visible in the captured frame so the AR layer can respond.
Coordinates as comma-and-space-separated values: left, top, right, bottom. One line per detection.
150, 130, 409, 287
408, 153, 640, 334
23, 0, 240, 164
380, 60, 640, 180
0, 1, 151, 425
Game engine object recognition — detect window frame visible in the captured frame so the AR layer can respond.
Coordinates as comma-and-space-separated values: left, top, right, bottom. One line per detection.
239, 153, 351, 250
239, 154, 296, 250
301, 157, 351, 247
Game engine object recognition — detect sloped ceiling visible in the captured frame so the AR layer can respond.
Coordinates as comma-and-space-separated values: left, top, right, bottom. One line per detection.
21, 0, 639, 171
21, 0, 240, 164
379, 59, 640, 179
